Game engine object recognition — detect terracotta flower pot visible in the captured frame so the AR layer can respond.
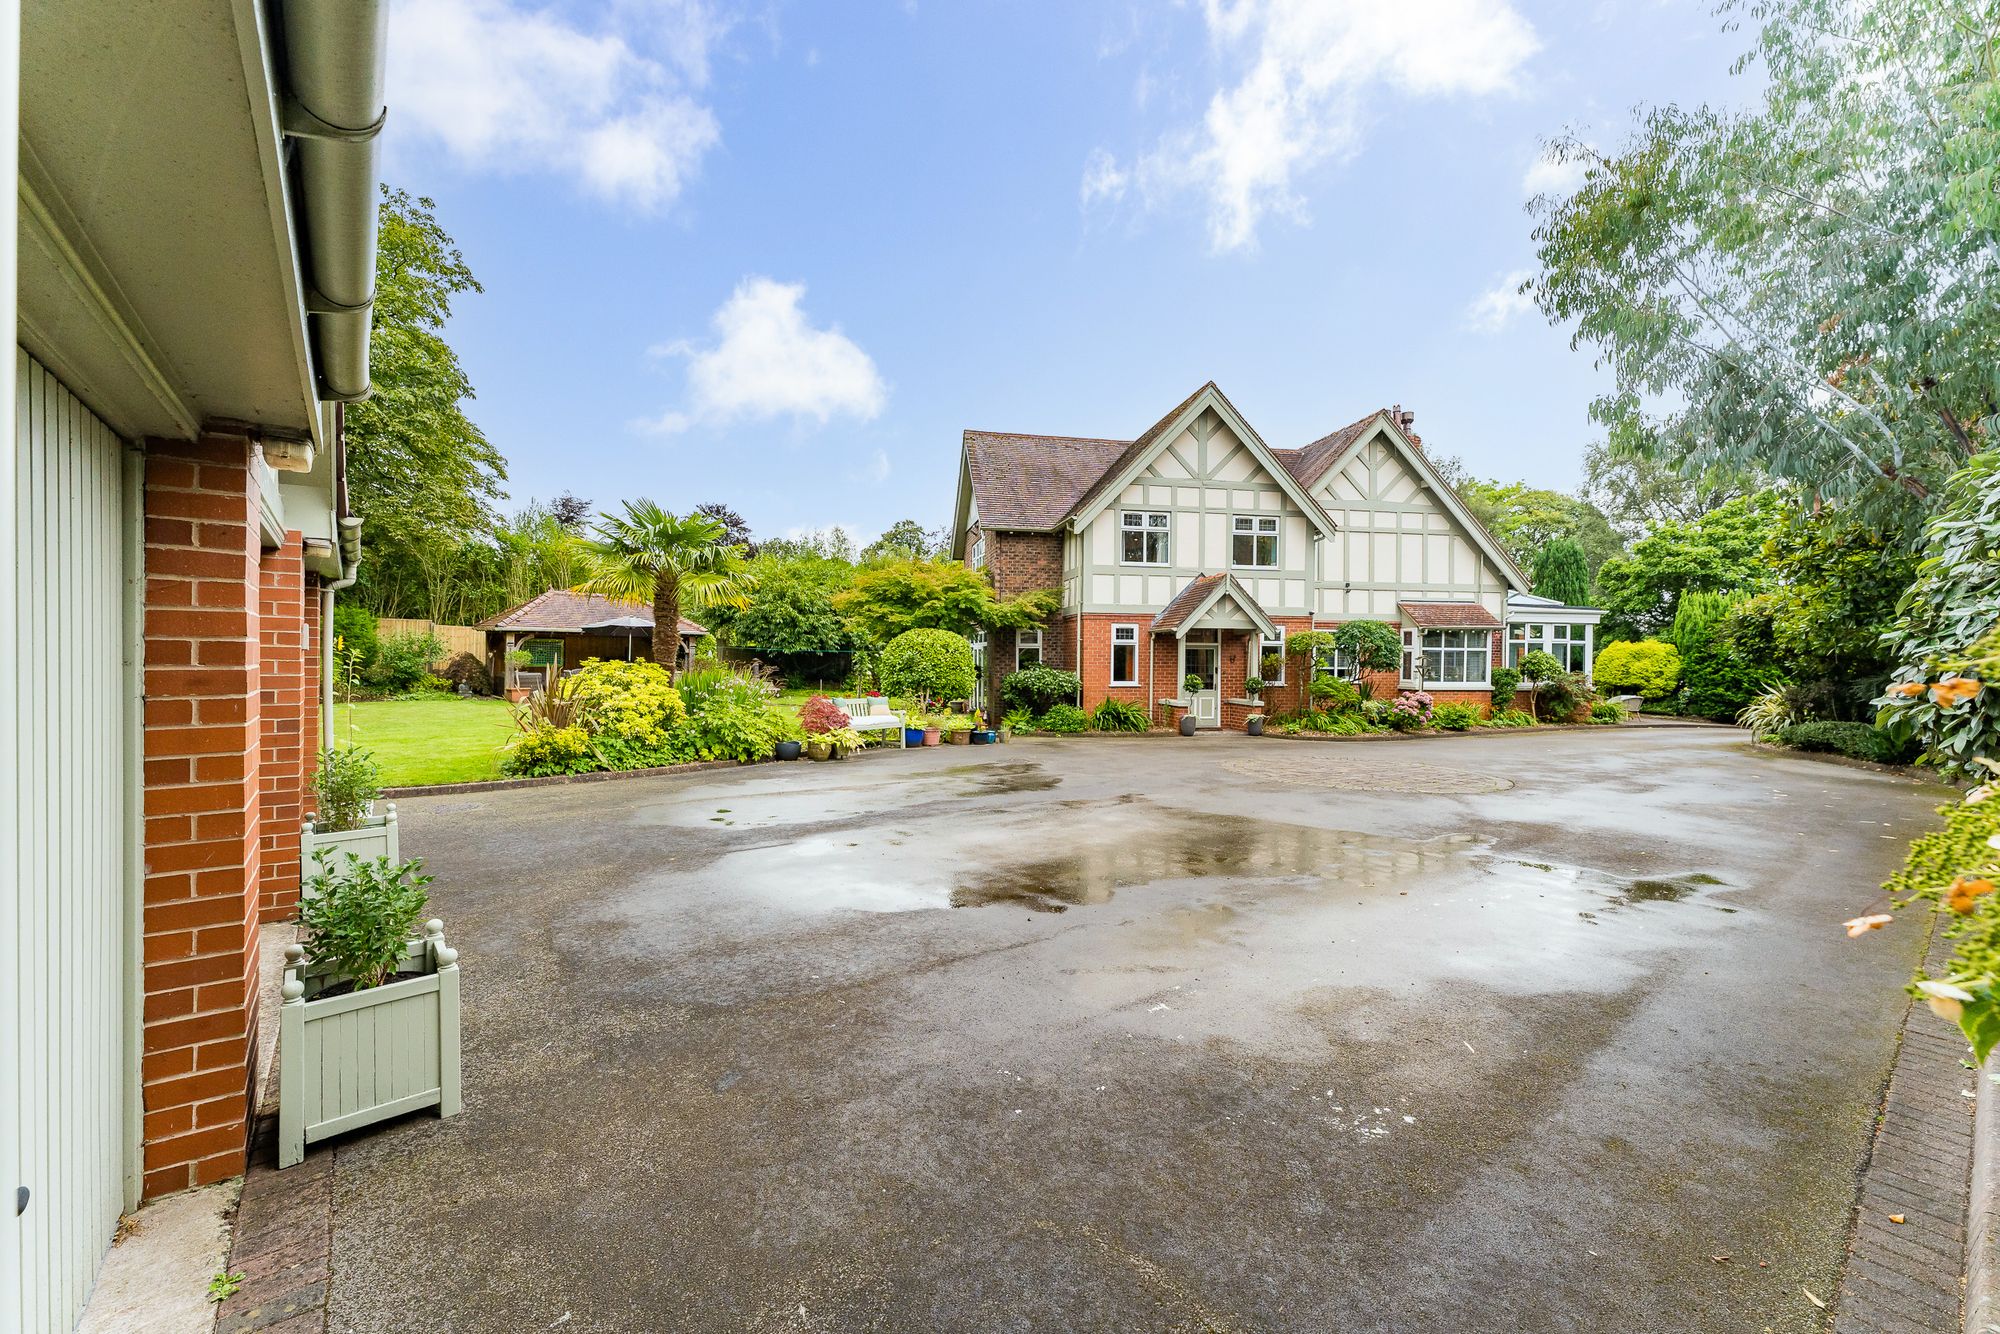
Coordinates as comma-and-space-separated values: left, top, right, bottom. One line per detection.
922, 727, 941, 746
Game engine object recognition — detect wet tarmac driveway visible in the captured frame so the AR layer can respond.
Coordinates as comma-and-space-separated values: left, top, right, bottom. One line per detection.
328, 728, 1950, 1332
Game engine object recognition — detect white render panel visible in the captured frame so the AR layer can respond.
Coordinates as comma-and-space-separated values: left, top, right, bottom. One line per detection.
1091, 573, 1115, 603
1118, 574, 1143, 604
1201, 512, 1224, 567
11, 351, 130, 1334
1092, 518, 1114, 565
1175, 487, 1198, 507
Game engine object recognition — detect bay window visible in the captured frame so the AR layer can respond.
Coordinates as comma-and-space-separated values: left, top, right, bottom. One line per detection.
1401, 628, 1492, 687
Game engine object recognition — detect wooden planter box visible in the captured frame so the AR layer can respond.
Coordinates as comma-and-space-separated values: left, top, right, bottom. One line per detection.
300, 805, 398, 900
277, 921, 462, 1168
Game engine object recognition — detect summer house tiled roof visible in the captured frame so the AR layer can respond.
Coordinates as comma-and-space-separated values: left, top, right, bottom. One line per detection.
1396, 600, 1502, 630
475, 590, 708, 637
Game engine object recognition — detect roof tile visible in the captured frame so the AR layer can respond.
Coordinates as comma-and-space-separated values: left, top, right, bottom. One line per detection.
1397, 600, 1502, 630
474, 590, 708, 637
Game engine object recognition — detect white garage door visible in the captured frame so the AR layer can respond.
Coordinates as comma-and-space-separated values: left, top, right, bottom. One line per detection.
6, 350, 132, 1333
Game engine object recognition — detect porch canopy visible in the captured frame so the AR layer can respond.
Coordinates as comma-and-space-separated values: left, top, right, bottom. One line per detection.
1152, 573, 1280, 639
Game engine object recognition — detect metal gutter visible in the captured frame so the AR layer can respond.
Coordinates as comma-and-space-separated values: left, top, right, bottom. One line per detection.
319, 417, 361, 747
278, 0, 387, 402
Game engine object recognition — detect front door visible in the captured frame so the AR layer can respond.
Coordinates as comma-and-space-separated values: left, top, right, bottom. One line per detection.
1183, 637, 1220, 729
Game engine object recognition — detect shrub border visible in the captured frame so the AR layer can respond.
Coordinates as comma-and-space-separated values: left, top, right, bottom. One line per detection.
382, 742, 903, 797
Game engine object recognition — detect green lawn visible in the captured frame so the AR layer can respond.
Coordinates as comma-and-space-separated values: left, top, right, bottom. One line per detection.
334, 695, 516, 787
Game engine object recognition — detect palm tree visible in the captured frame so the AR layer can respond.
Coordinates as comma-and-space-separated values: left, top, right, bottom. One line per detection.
580, 501, 757, 674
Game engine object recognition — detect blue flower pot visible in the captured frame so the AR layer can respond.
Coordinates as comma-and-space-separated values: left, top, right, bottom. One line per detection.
903, 727, 926, 747
970, 730, 995, 745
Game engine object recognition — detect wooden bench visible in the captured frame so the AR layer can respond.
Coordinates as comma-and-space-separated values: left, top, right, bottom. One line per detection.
831, 696, 908, 747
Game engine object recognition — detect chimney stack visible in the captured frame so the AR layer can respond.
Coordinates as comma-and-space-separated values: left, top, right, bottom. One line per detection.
1391, 404, 1421, 449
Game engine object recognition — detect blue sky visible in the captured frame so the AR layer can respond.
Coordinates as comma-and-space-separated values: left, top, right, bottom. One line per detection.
383, 0, 1755, 544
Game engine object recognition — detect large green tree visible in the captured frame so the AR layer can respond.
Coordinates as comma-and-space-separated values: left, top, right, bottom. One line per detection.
1529, 538, 1592, 607
703, 554, 861, 675
581, 502, 757, 673
832, 559, 1055, 644
1593, 492, 1782, 639
1527, 0, 1999, 534
348, 188, 507, 615
1456, 479, 1623, 581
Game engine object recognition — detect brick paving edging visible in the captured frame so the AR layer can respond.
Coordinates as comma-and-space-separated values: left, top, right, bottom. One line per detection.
211, 1145, 332, 1334
1833, 923, 1975, 1333
1968, 1052, 2000, 1334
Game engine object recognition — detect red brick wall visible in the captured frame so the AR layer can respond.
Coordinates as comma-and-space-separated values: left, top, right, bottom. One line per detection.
141, 436, 265, 1195
258, 534, 311, 917
978, 529, 1062, 600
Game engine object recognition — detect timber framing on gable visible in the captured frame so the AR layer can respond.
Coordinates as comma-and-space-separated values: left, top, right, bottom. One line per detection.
1352, 415, 1530, 592
1066, 382, 1341, 541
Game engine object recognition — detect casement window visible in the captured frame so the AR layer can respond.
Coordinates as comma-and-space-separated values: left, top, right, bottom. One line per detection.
1507, 622, 1590, 672
1231, 514, 1280, 569
1259, 628, 1286, 685
1311, 635, 1356, 679
1120, 511, 1171, 565
1402, 628, 1492, 687
1017, 629, 1042, 670
969, 532, 985, 567
1109, 624, 1139, 685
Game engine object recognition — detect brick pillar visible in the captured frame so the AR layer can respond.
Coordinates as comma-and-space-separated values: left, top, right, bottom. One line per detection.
258, 534, 307, 917
140, 437, 263, 1197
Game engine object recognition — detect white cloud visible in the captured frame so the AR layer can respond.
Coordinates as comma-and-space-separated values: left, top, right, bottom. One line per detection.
1080, 148, 1131, 208
1463, 269, 1536, 333
867, 449, 892, 482
1092, 0, 1540, 251
642, 277, 887, 434
388, 0, 723, 210
1521, 148, 1589, 199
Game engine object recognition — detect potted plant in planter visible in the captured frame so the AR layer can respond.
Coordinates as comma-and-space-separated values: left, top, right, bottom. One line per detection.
798, 694, 848, 760
301, 746, 396, 900
772, 711, 804, 762
278, 853, 459, 1168
1244, 675, 1264, 702
825, 726, 864, 759
1179, 674, 1203, 736
1246, 713, 1265, 736
939, 713, 975, 745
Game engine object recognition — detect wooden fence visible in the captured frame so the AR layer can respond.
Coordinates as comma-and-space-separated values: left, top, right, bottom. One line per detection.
376, 617, 483, 666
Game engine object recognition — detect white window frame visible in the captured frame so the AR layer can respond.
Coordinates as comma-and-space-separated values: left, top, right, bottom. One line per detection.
1258, 627, 1286, 685
1507, 621, 1592, 675
969, 532, 985, 567
1109, 623, 1139, 686
1402, 628, 1492, 688
1230, 514, 1280, 569
1016, 629, 1042, 670
1119, 510, 1171, 566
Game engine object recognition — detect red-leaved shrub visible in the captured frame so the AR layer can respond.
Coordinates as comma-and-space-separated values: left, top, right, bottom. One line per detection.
798, 695, 849, 736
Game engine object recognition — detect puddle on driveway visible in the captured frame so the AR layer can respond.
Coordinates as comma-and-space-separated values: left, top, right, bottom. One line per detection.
697, 796, 1731, 927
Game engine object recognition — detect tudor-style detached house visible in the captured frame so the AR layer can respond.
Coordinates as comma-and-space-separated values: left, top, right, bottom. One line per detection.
952, 382, 1568, 729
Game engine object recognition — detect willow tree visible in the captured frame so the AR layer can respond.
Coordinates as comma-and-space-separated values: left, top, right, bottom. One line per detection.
581, 502, 756, 673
